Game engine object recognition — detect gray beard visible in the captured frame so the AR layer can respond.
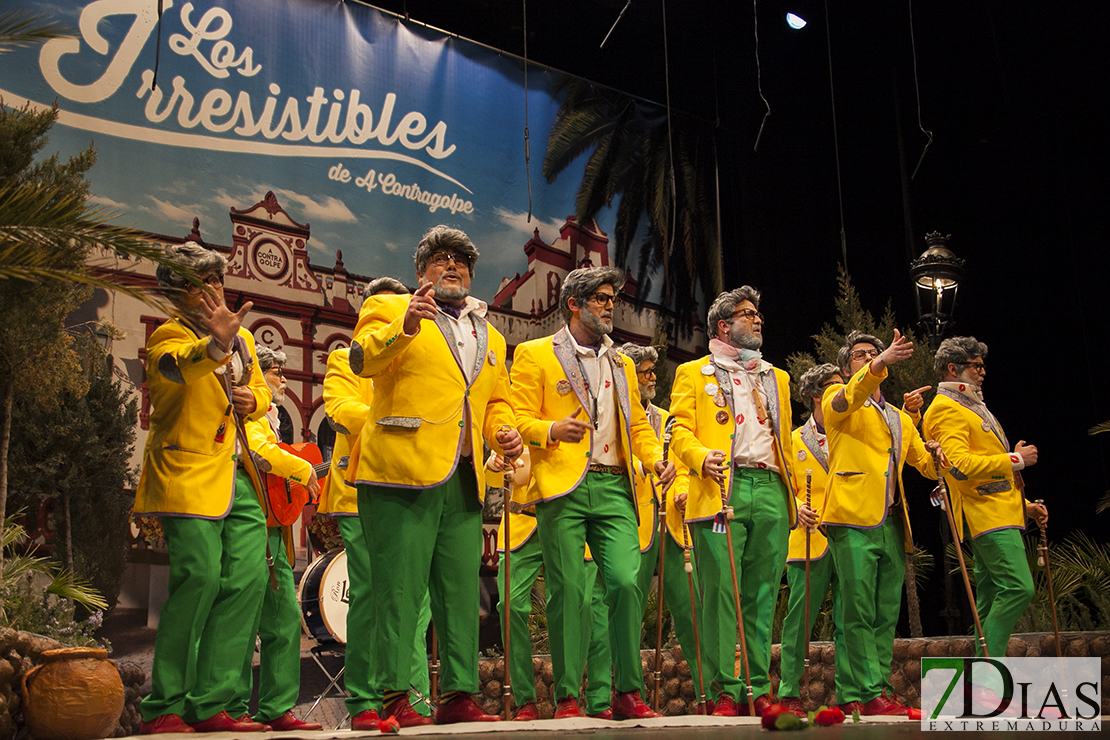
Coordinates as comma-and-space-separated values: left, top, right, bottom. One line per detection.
581, 309, 613, 336
640, 386, 656, 402
730, 325, 763, 350
435, 282, 470, 302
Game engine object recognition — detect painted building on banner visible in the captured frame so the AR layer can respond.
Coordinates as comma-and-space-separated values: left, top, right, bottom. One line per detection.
88, 192, 706, 619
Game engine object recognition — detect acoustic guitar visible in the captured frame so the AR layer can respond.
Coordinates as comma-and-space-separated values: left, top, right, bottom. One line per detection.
267, 442, 330, 526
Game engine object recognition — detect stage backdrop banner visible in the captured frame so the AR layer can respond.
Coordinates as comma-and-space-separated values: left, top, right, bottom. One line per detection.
0, 0, 625, 297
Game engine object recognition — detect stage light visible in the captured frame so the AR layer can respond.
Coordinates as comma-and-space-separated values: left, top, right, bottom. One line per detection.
786, 13, 807, 29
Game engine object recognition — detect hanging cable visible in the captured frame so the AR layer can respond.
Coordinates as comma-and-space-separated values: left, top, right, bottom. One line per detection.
752, 0, 771, 151
661, 0, 677, 305
523, 0, 532, 222
908, 0, 934, 179
601, 0, 632, 48
824, 0, 848, 271
152, 0, 164, 91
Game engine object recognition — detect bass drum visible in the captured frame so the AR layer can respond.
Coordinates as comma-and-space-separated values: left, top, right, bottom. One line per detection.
298, 548, 349, 644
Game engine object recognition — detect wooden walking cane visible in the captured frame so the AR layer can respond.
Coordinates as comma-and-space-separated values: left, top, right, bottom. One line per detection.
651, 426, 673, 711
716, 473, 756, 717
1031, 494, 1062, 657
680, 521, 708, 714
498, 434, 517, 720
932, 448, 989, 657
430, 625, 439, 706
802, 469, 813, 684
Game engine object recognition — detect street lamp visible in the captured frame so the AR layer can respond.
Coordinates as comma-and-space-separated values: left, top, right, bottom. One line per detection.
909, 232, 965, 350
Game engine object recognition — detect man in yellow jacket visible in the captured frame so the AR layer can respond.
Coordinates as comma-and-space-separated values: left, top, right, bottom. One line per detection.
922, 337, 1047, 659
819, 330, 937, 719
778, 363, 843, 714
319, 278, 434, 729
510, 266, 674, 721
670, 286, 797, 718
350, 227, 521, 726
135, 242, 273, 734
234, 347, 322, 731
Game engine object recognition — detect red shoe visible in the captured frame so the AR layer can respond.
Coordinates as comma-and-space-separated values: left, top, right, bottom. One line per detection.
260, 710, 322, 731
554, 697, 583, 719
383, 695, 434, 727
859, 693, 909, 716
235, 714, 272, 730
351, 709, 381, 731
744, 694, 775, 717
778, 696, 806, 716
434, 695, 500, 724
880, 689, 922, 720
189, 711, 269, 732
588, 708, 613, 720
838, 700, 864, 717
513, 701, 540, 721
139, 714, 195, 734
711, 695, 739, 717
612, 690, 661, 720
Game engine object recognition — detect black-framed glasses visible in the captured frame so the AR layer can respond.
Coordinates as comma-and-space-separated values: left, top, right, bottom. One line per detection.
186, 274, 224, 294
636, 366, 657, 378
587, 292, 620, 307
959, 360, 986, 372
850, 348, 880, 361
264, 366, 285, 378
731, 308, 764, 322
428, 251, 472, 270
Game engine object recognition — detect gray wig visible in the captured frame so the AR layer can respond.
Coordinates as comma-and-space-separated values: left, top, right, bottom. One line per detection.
837, 330, 887, 373
559, 266, 625, 322
364, 276, 409, 297
156, 241, 227, 300
413, 225, 480, 276
798, 363, 843, 412
706, 286, 762, 336
934, 336, 988, 376
256, 347, 287, 372
616, 342, 659, 368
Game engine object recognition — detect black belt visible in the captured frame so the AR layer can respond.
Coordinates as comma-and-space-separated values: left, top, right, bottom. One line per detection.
587, 463, 624, 476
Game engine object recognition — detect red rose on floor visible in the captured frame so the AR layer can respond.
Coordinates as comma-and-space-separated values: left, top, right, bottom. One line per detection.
377, 716, 401, 733
814, 707, 845, 725
761, 704, 787, 730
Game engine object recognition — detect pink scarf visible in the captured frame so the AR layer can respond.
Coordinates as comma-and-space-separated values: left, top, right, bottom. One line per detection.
709, 337, 762, 372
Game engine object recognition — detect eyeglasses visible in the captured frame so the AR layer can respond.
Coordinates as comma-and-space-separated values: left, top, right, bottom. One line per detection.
636, 367, 657, 378
731, 308, 764, 322
821, 378, 843, 389
186, 274, 224, 294
850, 348, 880, 361
264, 367, 285, 378
428, 252, 471, 270
587, 292, 620, 307
959, 360, 986, 372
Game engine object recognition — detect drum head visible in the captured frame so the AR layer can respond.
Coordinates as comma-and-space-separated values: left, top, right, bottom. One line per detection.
298, 549, 349, 643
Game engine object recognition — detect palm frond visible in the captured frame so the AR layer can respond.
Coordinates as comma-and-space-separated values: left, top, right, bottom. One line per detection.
1088, 421, 1110, 436
0, 8, 74, 54
47, 569, 109, 611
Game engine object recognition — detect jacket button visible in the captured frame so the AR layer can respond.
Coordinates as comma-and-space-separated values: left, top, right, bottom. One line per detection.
458, 420, 464, 427
883, 471, 889, 477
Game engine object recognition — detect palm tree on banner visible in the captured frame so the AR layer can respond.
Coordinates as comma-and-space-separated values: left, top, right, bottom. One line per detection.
542, 76, 723, 334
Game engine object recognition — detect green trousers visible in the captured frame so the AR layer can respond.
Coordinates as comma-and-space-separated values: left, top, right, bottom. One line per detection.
496, 532, 545, 706
779, 553, 843, 698
141, 471, 268, 723
972, 528, 1034, 659
825, 519, 905, 703
228, 527, 300, 721
639, 524, 706, 699
359, 465, 482, 695
535, 471, 643, 700
340, 516, 432, 716
690, 467, 788, 702
583, 559, 613, 714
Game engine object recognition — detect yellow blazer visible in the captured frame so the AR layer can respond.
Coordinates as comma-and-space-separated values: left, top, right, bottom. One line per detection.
349, 294, 515, 499
922, 391, 1027, 540
632, 405, 670, 552
509, 327, 662, 514
135, 320, 271, 518
786, 420, 831, 562
670, 355, 797, 528
319, 348, 372, 516
819, 364, 936, 552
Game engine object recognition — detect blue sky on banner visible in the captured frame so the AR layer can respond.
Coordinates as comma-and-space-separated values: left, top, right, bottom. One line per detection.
0, 0, 624, 298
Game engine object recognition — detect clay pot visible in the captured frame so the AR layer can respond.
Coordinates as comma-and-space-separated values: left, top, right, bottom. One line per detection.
21, 647, 124, 740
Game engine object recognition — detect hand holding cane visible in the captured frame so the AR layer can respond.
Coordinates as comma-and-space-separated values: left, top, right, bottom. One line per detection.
1029, 491, 1062, 657
651, 427, 673, 711
716, 469, 756, 717
931, 445, 989, 656
680, 519, 708, 714
498, 431, 517, 720
803, 469, 813, 684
